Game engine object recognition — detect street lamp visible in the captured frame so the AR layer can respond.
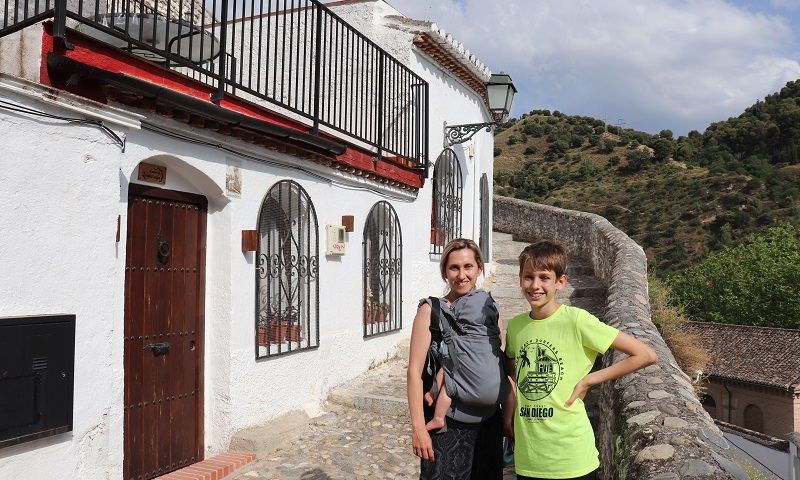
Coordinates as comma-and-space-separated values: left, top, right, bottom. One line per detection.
445, 72, 517, 146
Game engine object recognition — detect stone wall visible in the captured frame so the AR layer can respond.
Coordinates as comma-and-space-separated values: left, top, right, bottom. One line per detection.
494, 195, 749, 480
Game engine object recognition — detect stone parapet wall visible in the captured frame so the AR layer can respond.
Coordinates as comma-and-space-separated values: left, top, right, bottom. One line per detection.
494, 195, 748, 479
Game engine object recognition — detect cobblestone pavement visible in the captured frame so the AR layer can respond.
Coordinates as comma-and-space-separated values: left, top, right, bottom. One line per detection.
230, 404, 418, 480
230, 232, 603, 480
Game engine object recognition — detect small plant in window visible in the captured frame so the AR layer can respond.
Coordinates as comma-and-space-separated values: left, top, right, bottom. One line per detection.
365, 286, 391, 324
258, 300, 301, 345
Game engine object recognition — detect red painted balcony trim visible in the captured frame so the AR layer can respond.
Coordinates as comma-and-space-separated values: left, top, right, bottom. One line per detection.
39, 23, 424, 189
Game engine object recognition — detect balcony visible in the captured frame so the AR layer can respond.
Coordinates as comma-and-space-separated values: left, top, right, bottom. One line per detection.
1, 0, 429, 169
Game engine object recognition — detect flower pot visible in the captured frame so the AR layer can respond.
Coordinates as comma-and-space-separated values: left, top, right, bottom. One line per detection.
430, 228, 446, 246
365, 306, 390, 325
257, 325, 268, 346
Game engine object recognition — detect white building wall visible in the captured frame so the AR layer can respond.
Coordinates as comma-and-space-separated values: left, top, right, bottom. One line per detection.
0, 1, 496, 477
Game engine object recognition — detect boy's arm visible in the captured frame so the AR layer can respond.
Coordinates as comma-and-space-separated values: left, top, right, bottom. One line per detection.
565, 331, 658, 407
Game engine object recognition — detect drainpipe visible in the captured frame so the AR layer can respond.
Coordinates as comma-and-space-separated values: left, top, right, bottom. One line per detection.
722, 382, 733, 423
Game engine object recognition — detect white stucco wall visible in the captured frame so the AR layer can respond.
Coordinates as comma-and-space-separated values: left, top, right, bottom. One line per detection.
0, 1, 496, 477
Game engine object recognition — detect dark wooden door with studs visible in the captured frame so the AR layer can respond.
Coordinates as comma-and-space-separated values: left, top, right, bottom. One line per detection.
124, 184, 206, 480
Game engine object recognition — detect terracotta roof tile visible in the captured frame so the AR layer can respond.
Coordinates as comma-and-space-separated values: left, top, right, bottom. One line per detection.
679, 321, 800, 391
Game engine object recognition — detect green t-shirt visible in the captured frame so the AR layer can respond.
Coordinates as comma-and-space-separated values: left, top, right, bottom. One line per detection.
505, 305, 619, 478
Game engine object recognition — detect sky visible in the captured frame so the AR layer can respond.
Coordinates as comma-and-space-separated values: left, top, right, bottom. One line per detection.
386, 0, 800, 136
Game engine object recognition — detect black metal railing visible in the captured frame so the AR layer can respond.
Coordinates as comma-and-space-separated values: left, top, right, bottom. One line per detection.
1, 0, 429, 167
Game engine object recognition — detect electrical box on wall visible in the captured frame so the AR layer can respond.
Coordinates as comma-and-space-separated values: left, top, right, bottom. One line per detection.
326, 224, 346, 255
0, 314, 75, 449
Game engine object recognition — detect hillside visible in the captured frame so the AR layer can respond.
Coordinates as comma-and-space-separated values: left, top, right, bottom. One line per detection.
493, 83, 800, 274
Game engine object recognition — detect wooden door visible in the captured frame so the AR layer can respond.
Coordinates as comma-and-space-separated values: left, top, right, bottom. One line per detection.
124, 184, 206, 480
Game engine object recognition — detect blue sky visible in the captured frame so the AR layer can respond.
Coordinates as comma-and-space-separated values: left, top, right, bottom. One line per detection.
388, 0, 800, 136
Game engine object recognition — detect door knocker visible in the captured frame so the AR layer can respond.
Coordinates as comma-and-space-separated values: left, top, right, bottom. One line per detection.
156, 234, 171, 264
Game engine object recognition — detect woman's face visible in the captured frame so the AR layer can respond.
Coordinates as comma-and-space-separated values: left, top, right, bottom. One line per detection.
444, 248, 482, 297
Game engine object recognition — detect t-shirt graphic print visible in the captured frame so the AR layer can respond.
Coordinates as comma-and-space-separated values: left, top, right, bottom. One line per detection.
506, 305, 618, 479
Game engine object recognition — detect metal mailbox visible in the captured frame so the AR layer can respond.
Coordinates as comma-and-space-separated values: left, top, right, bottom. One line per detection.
0, 314, 75, 449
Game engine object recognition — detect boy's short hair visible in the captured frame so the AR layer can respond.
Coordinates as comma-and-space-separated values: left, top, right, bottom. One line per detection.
518, 241, 567, 277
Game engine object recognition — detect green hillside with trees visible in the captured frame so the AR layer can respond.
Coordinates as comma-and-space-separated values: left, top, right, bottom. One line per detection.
493, 80, 800, 328
494, 80, 800, 274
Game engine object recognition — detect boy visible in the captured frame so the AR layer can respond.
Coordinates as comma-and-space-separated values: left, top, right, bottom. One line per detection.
504, 241, 657, 480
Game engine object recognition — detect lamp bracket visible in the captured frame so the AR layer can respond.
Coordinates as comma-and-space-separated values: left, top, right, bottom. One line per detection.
444, 122, 497, 146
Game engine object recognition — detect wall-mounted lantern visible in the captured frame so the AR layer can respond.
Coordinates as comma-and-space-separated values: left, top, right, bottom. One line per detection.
444, 72, 517, 146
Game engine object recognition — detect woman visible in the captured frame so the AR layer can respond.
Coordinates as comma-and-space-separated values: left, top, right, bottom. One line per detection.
407, 238, 509, 479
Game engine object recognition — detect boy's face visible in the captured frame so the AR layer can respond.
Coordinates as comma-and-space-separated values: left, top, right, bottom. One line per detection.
519, 264, 567, 316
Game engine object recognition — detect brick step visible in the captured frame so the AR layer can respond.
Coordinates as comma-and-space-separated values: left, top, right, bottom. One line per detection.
157, 453, 255, 480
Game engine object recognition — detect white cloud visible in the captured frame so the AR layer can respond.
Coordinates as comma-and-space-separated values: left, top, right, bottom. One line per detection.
387, 0, 800, 134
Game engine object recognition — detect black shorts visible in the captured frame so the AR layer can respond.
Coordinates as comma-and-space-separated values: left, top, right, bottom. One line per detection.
419, 410, 503, 480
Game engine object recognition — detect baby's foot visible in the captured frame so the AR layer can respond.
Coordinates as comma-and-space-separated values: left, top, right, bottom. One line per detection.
424, 391, 434, 406
425, 417, 446, 431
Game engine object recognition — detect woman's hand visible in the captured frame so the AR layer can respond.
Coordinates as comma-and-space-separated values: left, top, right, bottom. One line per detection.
565, 377, 590, 407
412, 425, 435, 461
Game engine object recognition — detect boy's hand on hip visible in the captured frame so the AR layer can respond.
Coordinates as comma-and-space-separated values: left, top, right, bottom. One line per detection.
565, 378, 590, 407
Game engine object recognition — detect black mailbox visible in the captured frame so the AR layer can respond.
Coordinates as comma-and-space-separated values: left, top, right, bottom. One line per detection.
0, 315, 75, 448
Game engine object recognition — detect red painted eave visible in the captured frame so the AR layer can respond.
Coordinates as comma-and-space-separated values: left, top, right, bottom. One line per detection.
39, 23, 424, 189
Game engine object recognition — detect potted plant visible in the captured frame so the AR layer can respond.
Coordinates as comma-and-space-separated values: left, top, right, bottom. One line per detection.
365, 300, 391, 325
258, 305, 301, 345
430, 227, 446, 246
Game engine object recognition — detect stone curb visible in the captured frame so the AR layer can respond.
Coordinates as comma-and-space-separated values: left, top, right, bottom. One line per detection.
327, 390, 409, 417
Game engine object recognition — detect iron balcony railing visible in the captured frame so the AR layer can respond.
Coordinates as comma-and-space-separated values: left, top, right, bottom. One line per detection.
1, 0, 429, 167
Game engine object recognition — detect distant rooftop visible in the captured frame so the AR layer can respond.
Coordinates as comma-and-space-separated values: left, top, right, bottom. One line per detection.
679, 321, 800, 391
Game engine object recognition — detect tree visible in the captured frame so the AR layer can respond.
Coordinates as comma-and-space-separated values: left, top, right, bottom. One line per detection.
650, 137, 674, 161
659, 129, 674, 141
623, 150, 651, 172
670, 223, 800, 329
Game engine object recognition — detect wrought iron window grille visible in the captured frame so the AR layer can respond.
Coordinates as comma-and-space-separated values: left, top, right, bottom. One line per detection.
363, 201, 402, 338
255, 180, 319, 358
430, 149, 463, 255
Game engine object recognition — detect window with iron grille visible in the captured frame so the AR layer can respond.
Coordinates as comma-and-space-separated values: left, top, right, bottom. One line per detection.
479, 173, 490, 260
363, 201, 402, 337
430, 149, 463, 254
256, 180, 319, 358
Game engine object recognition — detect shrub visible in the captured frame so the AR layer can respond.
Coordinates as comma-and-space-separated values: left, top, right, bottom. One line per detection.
649, 274, 708, 378
506, 135, 520, 146
524, 146, 538, 156
623, 150, 651, 173
600, 139, 616, 154
570, 134, 585, 148
493, 147, 502, 157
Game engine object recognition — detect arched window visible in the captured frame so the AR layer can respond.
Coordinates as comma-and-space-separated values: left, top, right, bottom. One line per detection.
430, 149, 463, 254
701, 394, 717, 419
479, 173, 490, 259
743, 404, 764, 433
255, 180, 319, 358
363, 201, 402, 337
